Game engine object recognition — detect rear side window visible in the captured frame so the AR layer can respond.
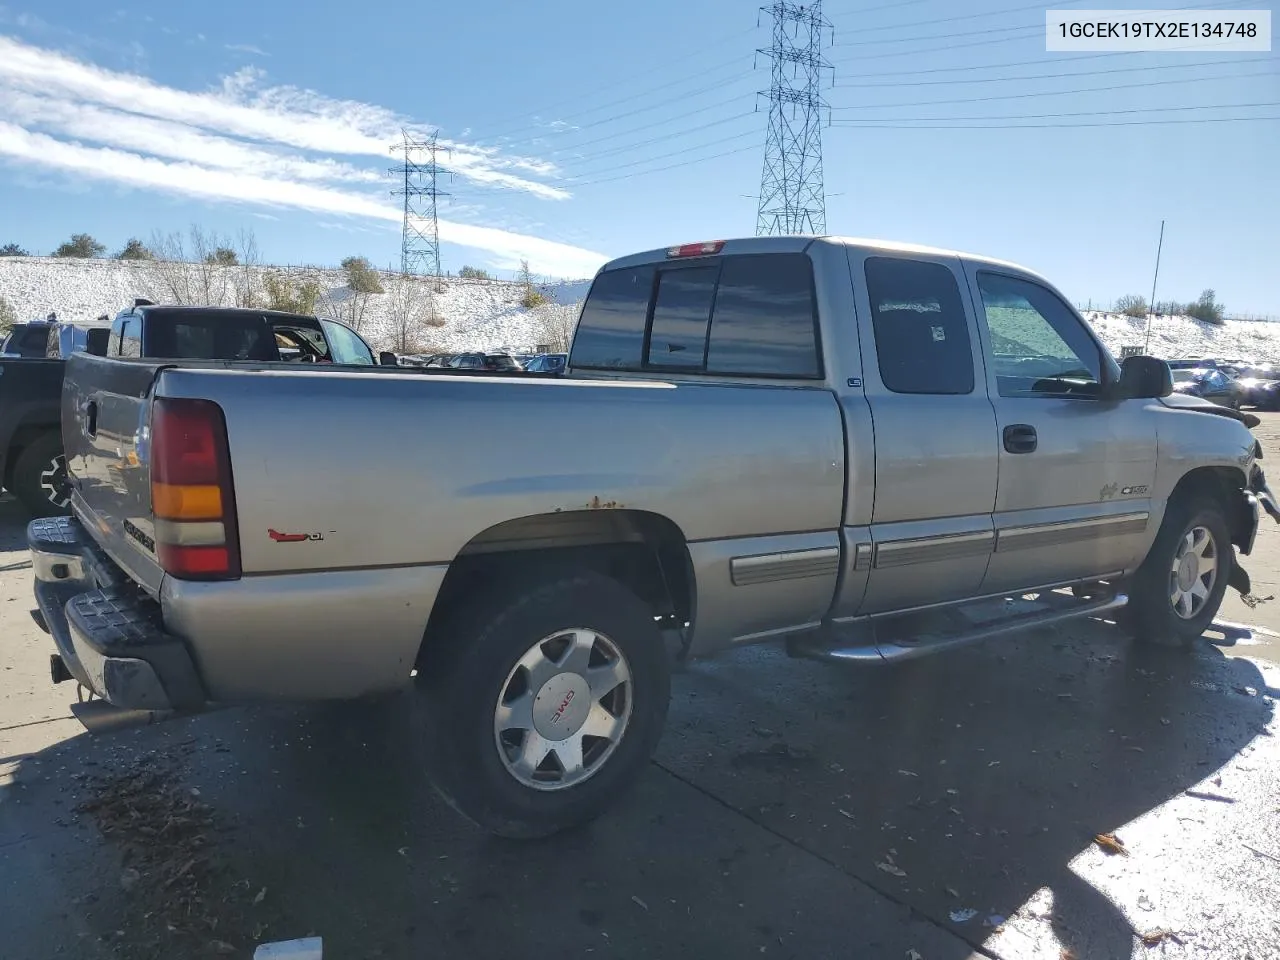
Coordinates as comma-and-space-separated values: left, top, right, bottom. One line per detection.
570, 265, 655, 370
864, 257, 973, 395
646, 266, 718, 369
146, 314, 274, 360
707, 254, 819, 377
119, 318, 141, 358
572, 254, 821, 378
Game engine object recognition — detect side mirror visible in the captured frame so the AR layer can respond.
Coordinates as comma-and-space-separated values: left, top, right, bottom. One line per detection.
379, 351, 398, 366
1113, 355, 1172, 400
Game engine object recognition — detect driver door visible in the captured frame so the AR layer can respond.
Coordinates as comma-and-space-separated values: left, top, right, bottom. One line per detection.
967, 267, 1158, 593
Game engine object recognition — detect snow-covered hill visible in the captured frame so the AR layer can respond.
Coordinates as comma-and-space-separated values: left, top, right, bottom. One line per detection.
0, 256, 587, 354
1083, 311, 1280, 364
3, 256, 1277, 363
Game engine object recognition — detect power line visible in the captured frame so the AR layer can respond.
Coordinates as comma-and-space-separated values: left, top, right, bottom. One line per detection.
832, 100, 1280, 123
474, 29, 759, 143
830, 114, 1280, 129
479, 56, 752, 147
564, 130, 761, 180
569, 112, 1277, 189
832, 0, 1247, 70
553, 113, 758, 170
838, 55, 1276, 88
832, 67, 1278, 111
828, 0, 1088, 36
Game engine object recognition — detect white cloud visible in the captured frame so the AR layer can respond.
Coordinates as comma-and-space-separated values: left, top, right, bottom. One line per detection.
0, 35, 565, 196
225, 43, 267, 56
0, 122, 607, 277
0, 34, 605, 276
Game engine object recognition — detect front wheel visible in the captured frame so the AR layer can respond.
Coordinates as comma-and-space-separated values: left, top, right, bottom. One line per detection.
1123, 496, 1232, 648
417, 572, 671, 838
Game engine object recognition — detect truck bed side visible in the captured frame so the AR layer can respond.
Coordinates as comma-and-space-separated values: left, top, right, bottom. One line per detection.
62, 353, 846, 700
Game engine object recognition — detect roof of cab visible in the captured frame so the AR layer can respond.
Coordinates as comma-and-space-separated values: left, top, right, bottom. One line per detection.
598, 235, 1047, 284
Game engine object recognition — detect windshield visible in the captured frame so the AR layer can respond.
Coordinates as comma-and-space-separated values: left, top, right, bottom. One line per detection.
1172, 370, 1197, 383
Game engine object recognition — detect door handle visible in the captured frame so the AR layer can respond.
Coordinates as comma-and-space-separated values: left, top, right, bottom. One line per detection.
1003, 423, 1037, 454
85, 400, 98, 438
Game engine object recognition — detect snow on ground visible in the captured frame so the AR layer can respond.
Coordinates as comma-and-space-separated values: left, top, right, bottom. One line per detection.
1084, 311, 1280, 364
3, 256, 1277, 363
0, 257, 587, 354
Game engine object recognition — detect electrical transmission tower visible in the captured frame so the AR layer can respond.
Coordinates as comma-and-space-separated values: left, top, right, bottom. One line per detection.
390, 129, 450, 276
755, 2, 832, 237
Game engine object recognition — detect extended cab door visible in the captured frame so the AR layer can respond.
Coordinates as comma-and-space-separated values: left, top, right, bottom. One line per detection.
847, 251, 999, 615
965, 266, 1157, 593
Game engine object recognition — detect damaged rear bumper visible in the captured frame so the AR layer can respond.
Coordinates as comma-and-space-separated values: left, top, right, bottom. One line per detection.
28, 516, 206, 712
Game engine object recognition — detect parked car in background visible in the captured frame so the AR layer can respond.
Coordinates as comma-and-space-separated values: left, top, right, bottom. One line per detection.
447, 352, 521, 372
1, 320, 56, 358
45, 319, 112, 359
33, 235, 1279, 841
1225, 364, 1280, 410
524, 352, 567, 374
1171, 367, 1244, 408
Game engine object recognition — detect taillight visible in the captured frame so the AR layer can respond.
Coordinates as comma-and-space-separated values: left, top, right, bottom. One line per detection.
150, 398, 241, 580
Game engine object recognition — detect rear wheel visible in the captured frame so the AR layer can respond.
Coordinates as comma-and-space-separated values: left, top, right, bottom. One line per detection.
417, 572, 671, 838
10, 432, 70, 517
1123, 495, 1231, 648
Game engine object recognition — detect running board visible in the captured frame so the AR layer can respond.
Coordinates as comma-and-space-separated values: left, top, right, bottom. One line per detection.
788, 587, 1128, 665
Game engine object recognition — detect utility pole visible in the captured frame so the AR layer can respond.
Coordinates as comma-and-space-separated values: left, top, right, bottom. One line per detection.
1144, 219, 1165, 353
390, 129, 450, 276
755, 1, 832, 236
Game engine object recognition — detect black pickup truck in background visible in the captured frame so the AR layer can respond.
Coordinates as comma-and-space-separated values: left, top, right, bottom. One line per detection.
0, 358, 72, 515
1, 302, 389, 516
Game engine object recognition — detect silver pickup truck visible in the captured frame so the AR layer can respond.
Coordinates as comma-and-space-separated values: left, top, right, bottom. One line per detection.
28, 236, 1280, 838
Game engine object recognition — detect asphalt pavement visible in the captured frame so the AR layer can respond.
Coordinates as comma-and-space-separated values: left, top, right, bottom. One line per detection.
2, 445, 1279, 959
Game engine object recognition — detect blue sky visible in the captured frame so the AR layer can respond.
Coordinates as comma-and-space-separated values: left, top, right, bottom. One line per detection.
0, 0, 1276, 311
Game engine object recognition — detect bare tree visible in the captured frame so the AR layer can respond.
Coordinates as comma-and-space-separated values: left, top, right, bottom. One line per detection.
144, 225, 236, 305
188, 225, 230, 305
383, 273, 440, 354
145, 229, 194, 303
532, 301, 580, 352
234, 229, 261, 307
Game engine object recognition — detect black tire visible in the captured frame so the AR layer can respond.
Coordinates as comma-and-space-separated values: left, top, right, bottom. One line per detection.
1123, 495, 1232, 648
417, 571, 671, 839
9, 432, 71, 517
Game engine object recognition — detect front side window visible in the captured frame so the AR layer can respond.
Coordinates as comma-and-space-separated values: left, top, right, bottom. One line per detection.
319, 319, 374, 365
865, 257, 974, 395
977, 273, 1101, 399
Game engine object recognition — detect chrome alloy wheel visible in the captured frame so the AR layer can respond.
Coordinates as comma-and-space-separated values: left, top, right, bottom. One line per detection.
493, 628, 633, 791
1170, 524, 1218, 620
40, 454, 70, 509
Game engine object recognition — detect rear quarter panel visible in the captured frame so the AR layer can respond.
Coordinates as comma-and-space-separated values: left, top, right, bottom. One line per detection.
154, 367, 846, 574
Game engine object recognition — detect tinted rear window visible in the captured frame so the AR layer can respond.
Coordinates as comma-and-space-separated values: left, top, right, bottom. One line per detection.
865, 257, 974, 395
646, 266, 718, 369
144, 311, 280, 360
572, 254, 821, 378
570, 265, 655, 370
706, 254, 819, 377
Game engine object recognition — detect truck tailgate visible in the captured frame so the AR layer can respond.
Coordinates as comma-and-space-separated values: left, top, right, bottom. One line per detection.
61, 352, 170, 596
